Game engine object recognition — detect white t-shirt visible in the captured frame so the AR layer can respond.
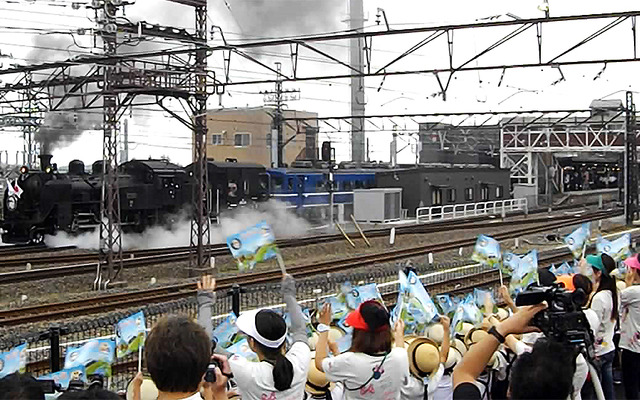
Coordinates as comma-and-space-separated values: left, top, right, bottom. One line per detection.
229, 341, 311, 400
400, 364, 445, 400
322, 347, 409, 400
590, 291, 616, 356
620, 286, 640, 353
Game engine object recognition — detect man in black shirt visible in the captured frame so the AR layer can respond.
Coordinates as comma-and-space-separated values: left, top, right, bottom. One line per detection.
452, 303, 577, 400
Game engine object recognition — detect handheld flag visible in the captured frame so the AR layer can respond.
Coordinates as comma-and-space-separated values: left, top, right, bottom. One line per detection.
226, 220, 283, 273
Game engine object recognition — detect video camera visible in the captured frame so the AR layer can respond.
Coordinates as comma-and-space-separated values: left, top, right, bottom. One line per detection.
516, 284, 595, 360
39, 375, 104, 394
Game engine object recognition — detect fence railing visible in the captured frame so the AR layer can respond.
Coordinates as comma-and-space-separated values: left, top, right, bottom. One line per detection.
415, 198, 528, 223
0, 258, 498, 392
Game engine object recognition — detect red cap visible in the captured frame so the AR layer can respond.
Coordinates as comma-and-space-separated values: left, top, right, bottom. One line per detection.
344, 301, 389, 332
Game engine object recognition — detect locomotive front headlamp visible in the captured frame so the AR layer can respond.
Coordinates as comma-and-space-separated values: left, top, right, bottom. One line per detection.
6, 196, 17, 211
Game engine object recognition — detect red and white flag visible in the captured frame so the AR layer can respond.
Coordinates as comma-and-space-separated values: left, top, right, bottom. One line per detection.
6, 179, 23, 198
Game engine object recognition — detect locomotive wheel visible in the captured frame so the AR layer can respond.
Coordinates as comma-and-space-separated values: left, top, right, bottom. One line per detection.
30, 231, 44, 245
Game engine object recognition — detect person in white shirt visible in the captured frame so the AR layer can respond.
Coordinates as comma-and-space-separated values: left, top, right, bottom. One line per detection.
400, 316, 451, 400
585, 254, 619, 400
197, 274, 311, 400
315, 300, 409, 400
620, 254, 640, 400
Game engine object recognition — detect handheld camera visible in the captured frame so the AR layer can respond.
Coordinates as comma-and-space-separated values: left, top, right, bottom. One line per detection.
516, 284, 595, 360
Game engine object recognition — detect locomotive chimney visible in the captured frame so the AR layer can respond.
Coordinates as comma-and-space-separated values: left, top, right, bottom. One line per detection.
39, 154, 53, 172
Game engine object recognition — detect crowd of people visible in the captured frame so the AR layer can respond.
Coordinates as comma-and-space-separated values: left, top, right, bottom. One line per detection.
1, 250, 639, 400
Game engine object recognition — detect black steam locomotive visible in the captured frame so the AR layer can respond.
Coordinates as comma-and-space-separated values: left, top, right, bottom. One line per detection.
1, 155, 268, 244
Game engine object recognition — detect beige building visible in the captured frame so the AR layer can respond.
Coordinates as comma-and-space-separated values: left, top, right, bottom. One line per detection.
202, 107, 319, 167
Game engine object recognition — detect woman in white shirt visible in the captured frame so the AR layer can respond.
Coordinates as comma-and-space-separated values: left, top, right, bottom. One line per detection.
315, 300, 409, 400
620, 254, 640, 400
585, 253, 618, 400
198, 274, 311, 400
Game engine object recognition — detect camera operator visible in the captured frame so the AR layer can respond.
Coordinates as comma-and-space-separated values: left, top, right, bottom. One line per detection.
144, 315, 218, 400
584, 254, 618, 400
620, 254, 640, 400
453, 303, 581, 400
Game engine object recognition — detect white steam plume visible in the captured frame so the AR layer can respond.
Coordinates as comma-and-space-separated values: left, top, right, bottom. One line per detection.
44, 200, 310, 250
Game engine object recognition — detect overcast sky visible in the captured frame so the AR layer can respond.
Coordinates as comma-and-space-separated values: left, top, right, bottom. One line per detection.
1, 0, 640, 166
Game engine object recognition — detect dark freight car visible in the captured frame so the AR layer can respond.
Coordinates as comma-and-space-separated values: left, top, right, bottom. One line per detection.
375, 165, 511, 216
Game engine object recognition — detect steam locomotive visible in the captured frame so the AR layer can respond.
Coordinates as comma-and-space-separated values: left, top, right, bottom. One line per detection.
2, 154, 513, 244
1, 155, 269, 244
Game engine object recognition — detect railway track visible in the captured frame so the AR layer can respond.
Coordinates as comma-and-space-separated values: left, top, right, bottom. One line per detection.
0, 245, 76, 257
0, 208, 620, 280
0, 199, 615, 263
0, 210, 623, 326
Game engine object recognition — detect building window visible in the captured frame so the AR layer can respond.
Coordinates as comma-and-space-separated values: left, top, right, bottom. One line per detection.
481, 185, 489, 201
211, 134, 223, 145
447, 188, 456, 203
465, 187, 474, 201
234, 132, 251, 147
431, 186, 442, 206
496, 186, 504, 199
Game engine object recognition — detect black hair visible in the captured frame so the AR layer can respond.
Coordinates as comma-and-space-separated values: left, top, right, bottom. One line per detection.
58, 387, 121, 400
349, 301, 392, 355
509, 338, 577, 400
590, 253, 619, 321
0, 373, 45, 400
254, 310, 294, 391
145, 316, 211, 393
537, 267, 557, 286
573, 274, 593, 307
360, 301, 390, 332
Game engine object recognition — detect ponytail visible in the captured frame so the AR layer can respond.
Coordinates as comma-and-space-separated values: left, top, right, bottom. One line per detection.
254, 340, 294, 391
273, 352, 294, 391
597, 272, 619, 321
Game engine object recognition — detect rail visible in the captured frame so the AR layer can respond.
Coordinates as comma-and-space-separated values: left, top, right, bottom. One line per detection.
416, 198, 528, 223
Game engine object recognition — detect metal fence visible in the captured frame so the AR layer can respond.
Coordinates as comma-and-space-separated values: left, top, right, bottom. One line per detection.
0, 259, 496, 392
415, 198, 528, 223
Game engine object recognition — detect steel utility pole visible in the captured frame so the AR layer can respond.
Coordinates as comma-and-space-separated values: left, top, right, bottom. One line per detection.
625, 91, 638, 225
260, 62, 299, 167
189, 0, 211, 273
348, 0, 366, 163
98, 0, 123, 287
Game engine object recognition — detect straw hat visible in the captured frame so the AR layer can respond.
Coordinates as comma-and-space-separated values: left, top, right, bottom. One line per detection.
407, 337, 441, 378
443, 347, 463, 370
403, 334, 418, 346
328, 327, 345, 342
426, 323, 445, 344
306, 352, 333, 397
464, 327, 489, 348
452, 338, 467, 356
456, 322, 474, 339
496, 308, 509, 321
308, 332, 319, 350
309, 327, 346, 352
126, 376, 158, 400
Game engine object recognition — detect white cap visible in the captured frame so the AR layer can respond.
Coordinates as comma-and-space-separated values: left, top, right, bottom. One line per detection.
236, 309, 287, 348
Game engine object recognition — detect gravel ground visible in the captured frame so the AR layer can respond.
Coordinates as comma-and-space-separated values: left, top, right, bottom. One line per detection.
0, 208, 631, 309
